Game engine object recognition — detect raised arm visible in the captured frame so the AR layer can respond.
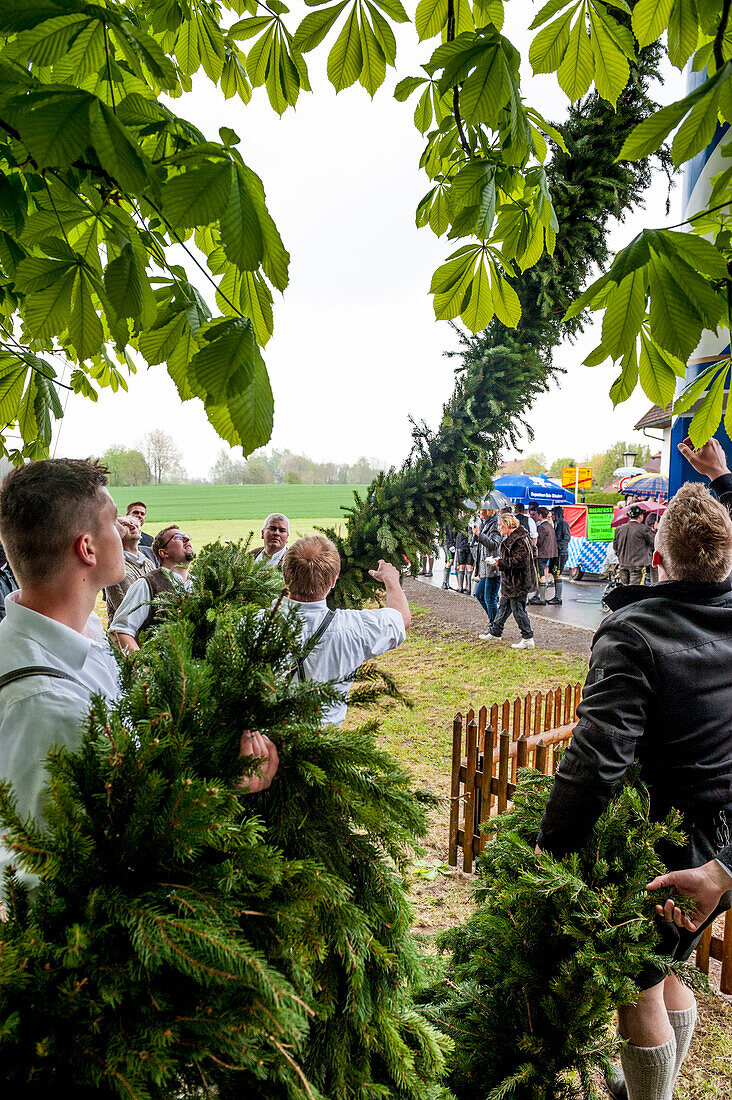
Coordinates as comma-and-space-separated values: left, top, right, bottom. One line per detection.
368, 560, 410, 630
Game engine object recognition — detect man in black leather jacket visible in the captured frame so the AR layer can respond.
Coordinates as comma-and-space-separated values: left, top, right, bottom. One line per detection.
537, 465, 732, 1100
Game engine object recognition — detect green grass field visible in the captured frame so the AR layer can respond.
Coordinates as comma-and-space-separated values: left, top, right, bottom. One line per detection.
153, 518, 348, 548
108, 484, 368, 522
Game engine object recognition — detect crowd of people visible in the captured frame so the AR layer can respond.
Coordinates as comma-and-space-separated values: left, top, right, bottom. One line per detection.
431, 492, 671, 651
434, 500, 572, 649
1, 444, 732, 1100
0, 469, 412, 889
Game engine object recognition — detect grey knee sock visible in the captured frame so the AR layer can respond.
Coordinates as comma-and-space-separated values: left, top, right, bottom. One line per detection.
620, 1035, 676, 1100
668, 1003, 697, 1081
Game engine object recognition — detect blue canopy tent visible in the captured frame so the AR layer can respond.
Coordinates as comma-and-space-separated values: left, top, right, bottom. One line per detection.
492, 474, 575, 505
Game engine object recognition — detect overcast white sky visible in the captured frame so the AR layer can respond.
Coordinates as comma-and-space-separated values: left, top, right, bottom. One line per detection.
55, 7, 681, 478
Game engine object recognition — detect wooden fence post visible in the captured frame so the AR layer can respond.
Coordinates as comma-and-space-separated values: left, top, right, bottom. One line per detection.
448, 713, 463, 867
463, 718, 478, 873
497, 730, 510, 815
478, 706, 487, 752
511, 698, 522, 782
535, 739, 548, 775
516, 735, 528, 771
696, 926, 712, 976
487, 722, 497, 815
721, 908, 732, 995
533, 692, 543, 739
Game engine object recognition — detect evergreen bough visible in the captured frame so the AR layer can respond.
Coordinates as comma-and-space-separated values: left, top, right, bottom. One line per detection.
328, 45, 665, 607
0, 543, 448, 1100
424, 767, 695, 1100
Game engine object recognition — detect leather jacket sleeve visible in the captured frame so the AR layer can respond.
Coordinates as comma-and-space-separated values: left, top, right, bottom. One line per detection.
477, 527, 501, 555
710, 473, 732, 515
537, 619, 655, 856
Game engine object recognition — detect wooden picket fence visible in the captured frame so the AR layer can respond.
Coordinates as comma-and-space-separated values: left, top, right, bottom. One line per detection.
448, 683, 581, 873
448, 682, 732, 994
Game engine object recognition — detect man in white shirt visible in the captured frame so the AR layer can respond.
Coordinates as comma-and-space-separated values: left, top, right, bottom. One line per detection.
0, 465, 278, 899
0, 459, 127, 891
110, 524, 195, 652
281, 535, 410, 727
251, 513, 289, 567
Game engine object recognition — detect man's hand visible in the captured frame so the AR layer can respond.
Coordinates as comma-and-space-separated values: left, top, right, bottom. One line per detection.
368, 559, 411, 630
237, 729, 279, 793
368, 559, 401, 587
677, 437, 730, 481
646, 860, 732, 932
116, 516, 138, 537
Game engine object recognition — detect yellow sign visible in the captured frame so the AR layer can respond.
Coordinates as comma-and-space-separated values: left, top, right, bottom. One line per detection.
561, 466, 593, 490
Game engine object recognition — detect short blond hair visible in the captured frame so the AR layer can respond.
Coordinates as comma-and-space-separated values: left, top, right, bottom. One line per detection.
283, 535, 341, 600
656, 482, 732, 582
498, 514, 519, 532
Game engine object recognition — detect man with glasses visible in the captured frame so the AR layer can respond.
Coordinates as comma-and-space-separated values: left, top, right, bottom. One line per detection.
110, 524, 195, 653
250, 513, 289, 568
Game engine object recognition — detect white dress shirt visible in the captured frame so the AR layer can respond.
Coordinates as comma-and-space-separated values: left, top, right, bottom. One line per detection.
255, 547, 286, 567
0, 593, 122, 891
109, 569, 193, 639
283, 597, 406, 726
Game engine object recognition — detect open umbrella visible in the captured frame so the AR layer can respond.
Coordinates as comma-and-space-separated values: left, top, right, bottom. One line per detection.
623, 474, 669, 499
611, 501, 666, 528
481, 489, 511, 510
493, 474, 575, 505
613, 465, 647, 479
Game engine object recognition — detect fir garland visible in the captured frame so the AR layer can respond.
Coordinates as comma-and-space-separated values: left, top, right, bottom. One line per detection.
328, 48, 663, 608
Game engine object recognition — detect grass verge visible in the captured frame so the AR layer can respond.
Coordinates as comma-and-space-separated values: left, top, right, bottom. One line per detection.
346, 601, 588, 933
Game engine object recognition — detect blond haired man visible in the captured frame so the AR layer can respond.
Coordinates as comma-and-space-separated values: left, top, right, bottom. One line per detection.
537, 481, 732, 1100
282, 535, 410, 726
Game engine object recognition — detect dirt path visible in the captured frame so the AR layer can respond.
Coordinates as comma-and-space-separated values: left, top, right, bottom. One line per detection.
403, 577, 593, 660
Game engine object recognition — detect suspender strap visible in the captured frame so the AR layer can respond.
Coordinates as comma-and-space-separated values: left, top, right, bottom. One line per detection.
0, 666, 91, 694
296, 609, 336, 682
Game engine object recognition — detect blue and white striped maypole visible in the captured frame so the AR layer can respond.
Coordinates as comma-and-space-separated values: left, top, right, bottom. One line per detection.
667, 69, 730, 494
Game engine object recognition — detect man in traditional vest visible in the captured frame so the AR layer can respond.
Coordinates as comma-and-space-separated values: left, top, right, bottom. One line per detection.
109, 524, 195, 652
125, 500, 156, 563
104, 515, 156, 619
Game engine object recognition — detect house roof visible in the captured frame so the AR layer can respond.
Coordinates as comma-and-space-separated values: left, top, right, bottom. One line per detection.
634, 403, 672, 430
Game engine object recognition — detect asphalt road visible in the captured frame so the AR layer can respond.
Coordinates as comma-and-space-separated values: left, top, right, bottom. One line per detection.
418, 551, 606, 634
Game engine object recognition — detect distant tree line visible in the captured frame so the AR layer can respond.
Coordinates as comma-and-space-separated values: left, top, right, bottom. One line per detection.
97, 435, 386, 486
208, 449, 386, 485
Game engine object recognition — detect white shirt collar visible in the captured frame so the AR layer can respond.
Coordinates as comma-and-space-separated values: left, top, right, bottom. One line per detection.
3, 592, 102, 670
258, 546, 286, 565
284, 596, 329, 612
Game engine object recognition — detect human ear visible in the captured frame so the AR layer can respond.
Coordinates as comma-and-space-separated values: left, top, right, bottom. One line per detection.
75, 532, 96, 567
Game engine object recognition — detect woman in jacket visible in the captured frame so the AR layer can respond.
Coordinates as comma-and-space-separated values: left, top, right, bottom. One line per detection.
473, 510, 502, 627
484, 514, 538, 650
